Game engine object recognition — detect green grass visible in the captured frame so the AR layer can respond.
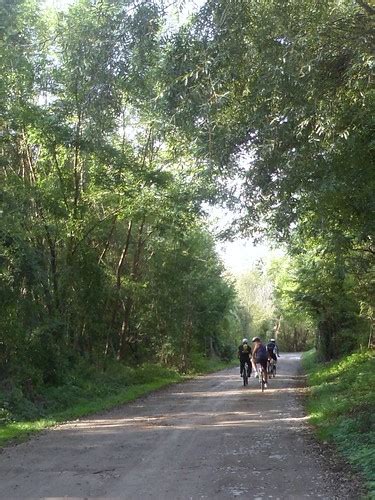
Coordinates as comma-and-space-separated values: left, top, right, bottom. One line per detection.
0, 356, 235, 447
302, 349, 375, 498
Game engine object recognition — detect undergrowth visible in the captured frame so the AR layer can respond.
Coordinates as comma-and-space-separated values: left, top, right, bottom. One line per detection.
0, 356, 234, 447
302, 349, 375, 498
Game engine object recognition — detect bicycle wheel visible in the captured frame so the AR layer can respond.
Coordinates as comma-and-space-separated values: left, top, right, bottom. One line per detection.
273, 364, 277, 377
261, 370, 265, 392
257, 366, 263, 391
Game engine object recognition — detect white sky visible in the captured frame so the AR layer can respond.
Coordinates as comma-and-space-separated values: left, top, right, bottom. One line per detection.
216, 239, 280, 275
207, 206, 284, 275
42, 0, 207, 23
42, 0, 72, 9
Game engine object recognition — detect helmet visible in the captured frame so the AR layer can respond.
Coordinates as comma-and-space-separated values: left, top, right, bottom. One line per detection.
252, 336, 261, 342
270, 338, 275, 342
242, 338, 248, 344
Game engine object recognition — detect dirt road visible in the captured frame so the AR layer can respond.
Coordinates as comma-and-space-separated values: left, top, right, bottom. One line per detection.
0, 354, 361, 499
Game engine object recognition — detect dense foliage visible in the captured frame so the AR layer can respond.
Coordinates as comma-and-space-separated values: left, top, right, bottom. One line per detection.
159, 0, 375, 359
0, 0, 242, 402
303, 350, 375, 495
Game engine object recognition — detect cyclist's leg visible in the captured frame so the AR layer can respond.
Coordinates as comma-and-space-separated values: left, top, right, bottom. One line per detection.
267, 349, 272, 361
262, 359, 268, 383
240, 359, 245, 376
257, 363, 265, 388
272, 353, 277, 374
247, 359, 252, 377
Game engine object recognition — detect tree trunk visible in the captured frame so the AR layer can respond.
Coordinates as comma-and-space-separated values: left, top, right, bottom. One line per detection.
98, 216, 117, 264
117, 217, 146, 361
22, 132, 60, 314
105, 220, 133, 357
318, 315, 336, 360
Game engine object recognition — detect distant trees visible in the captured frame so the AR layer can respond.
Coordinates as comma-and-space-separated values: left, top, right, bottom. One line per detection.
236, 265, 275, 338
235, 257, 314, 352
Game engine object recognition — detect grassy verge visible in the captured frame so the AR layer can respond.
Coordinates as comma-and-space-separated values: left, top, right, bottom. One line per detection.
302, 349, 375, 498
0, 356, 235, 447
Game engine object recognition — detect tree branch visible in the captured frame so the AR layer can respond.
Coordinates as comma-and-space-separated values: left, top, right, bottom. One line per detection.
355, 0, 375, 15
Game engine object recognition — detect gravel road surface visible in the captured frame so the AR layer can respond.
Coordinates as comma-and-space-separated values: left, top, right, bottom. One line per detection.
0, 353, 362, 499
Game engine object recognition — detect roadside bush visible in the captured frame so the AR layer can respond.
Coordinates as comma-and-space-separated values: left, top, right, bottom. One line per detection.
303, 349, 375, 497
218, 342, 236, 362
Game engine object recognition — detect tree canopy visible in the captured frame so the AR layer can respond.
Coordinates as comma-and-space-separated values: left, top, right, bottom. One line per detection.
158, 0, 375, 358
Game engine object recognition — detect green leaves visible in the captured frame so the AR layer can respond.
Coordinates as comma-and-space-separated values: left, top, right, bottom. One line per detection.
0, 0, 238, 387
156, 0, 375, 359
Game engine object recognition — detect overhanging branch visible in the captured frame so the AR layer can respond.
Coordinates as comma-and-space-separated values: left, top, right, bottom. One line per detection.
355, 0, 375, 15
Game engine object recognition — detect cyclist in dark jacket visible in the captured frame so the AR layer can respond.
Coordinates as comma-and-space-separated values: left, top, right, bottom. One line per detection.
267, 338, 280, 362
238, 338, 252, 378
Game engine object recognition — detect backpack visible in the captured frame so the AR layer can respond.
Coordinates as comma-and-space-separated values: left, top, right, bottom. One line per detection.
267, 342, 276, 353
242, 343, 250, 353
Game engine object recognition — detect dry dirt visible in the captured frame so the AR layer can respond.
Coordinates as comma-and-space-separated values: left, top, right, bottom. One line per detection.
0, 353, 364, 499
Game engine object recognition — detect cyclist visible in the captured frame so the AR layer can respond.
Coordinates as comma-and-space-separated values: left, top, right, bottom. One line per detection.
267, 338, 280, 363
238, 338, 252, 379
266, 337, 279, 375
252, 337, 268, 387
